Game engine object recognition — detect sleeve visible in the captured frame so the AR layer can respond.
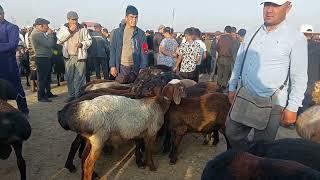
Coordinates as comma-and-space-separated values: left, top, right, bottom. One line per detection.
56, 26, 71, 44
286, 35, 308, 112
140, 33, 148, 69
109, 30, 117, 68
228, 41, 246, 92
0, 24, 19, 53
80, 29, 92, 50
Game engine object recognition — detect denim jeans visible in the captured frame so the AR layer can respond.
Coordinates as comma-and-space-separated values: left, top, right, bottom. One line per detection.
93, 57, 109, 80
65, 56, 86, 98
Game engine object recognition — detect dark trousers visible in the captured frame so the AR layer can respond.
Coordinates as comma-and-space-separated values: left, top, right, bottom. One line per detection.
85, 58, 93, 82
36, 57, 52, 100
93, 57, 109, 80
179, 68, 199, 82
0, 56, 29, 114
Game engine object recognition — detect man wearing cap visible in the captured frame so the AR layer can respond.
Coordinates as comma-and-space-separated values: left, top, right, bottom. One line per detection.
153, 25, 165, 64
110, 5, 148, 84
30, 18, 57, 102
226, 0, 308, 150
0, 5, 29, 114
57, 11, 92, 102
90, 23, 110, 80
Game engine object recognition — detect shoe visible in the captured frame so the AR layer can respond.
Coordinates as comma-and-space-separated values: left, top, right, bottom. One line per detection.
47, 93, 58, 98
38, 98, 52, 102
65, 97, 75, 103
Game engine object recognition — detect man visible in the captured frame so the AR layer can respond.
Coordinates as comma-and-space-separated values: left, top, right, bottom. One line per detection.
57, 11, 92, 102
216, 26, 234, 92
175, 28, 201, 82
110, 5, 148, 84
226, 0, 308, 150
153, 24, 165, 64
0, 5, 29, 115
30, 18, 57, 102
193, 28, 207, 76
90, 23, 110, 80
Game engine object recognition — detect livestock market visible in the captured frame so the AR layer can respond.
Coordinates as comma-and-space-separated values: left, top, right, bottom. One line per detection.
1, 0, 320, 180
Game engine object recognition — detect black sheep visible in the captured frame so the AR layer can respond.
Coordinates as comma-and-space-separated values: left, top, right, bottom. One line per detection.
0, 112, 31, 180
246, 138, 320, 171
202, 150, 320, 180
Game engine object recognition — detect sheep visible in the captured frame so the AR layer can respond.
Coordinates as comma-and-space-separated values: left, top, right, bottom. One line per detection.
246, 138, 320, 171
58, 82, 186, 180
311, 80, 320, 105
0, 112, 31, 180
163, 89, 231, 164
82, 80, 131, 93
201, 150, 320, 180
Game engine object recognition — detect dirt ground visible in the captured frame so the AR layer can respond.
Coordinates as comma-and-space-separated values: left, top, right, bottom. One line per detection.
0, 75, 299, 180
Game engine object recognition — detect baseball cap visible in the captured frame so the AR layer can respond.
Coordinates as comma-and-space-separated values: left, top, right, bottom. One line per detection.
34, 18, 50, 25
261, 0, 291, 5
67, 11, 79, 19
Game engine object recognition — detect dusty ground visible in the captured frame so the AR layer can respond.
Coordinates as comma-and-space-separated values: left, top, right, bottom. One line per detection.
0, 75, 299, 180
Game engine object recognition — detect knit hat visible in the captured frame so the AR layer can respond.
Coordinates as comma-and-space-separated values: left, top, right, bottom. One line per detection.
67, 11, 79, 19
126, 5, 138, 16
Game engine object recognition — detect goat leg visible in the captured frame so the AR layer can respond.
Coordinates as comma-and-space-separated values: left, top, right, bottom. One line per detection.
169, 133, 184, 165
79, 137, 86, 158
144, 135, 157, 171
203, 133, 211, 145
212, 126, 221, 146
82, 138, 102, 180
65, 134, 83, 173
162, 130, 171, 154
12, 142, 26, 180
135, 139, 146, 169
219, 127, 231, 149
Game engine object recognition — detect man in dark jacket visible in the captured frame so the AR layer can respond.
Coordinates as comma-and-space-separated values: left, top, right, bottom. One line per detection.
0, 5, 29, 114
110, 5, 148, 84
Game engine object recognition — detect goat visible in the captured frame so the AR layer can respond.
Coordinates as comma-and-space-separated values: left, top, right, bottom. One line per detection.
311, 81, 320, 105
58, 82, 186, 180
0, 111, 31, 180
246, 138, 320, 171
201, 150, 320, 180
164, 91, 231, 164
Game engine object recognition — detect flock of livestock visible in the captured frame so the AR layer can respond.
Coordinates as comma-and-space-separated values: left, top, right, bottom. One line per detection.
1, 65, 320, 180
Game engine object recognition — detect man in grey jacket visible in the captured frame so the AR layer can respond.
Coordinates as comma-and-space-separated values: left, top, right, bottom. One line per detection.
57, 11, 92, 102
30, 18, 57, 102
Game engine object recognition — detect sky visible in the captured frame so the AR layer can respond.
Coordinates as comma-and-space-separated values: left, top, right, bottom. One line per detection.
1, 0, 319, 32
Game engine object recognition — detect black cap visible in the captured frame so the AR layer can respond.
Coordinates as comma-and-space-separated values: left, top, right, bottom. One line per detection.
34, 18, 50, 25
126, 5, 138, 16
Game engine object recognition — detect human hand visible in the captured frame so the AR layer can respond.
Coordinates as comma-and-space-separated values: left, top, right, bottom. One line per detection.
47, 28, 54, 34
76, 43, 83, 48
281, 109, 297, 127
111, 67, 118, 77
228, 91, 236, 104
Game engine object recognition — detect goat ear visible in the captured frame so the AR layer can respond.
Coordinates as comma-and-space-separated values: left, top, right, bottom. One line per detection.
173, 86, 182, 105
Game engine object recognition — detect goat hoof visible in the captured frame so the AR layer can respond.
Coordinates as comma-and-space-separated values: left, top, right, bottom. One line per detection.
149, 166, 157, 171
169, 158, 177, 165
212, 141, 219, 146
137, 162, 146, 169
65, 164, 77, 173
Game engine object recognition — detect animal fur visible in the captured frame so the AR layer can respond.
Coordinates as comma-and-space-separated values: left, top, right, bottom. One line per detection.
296, 106, 320, 143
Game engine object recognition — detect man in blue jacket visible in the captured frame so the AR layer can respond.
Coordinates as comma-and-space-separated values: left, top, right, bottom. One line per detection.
110, 5, 148, 83
0, 5, 29, 115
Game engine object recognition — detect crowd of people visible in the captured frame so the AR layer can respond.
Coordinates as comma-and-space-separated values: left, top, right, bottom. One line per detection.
2, 0, 320, 179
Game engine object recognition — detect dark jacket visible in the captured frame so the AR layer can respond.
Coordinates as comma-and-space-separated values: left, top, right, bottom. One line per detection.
110, 24, 148, 72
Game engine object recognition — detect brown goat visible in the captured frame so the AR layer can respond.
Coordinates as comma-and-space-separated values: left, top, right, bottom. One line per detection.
165, 92, 231, 164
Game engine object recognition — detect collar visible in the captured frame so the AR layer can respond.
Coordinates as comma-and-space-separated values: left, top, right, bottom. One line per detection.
262, 20, 288, 33
0, 19, 7, 24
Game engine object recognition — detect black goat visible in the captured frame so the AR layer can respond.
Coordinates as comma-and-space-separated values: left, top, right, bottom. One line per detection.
202, 150, 320, 180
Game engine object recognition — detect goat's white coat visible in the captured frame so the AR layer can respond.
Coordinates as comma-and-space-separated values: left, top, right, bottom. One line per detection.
296, 105, 320, 142
70, 95, 165, 141
84, 82, 130, 91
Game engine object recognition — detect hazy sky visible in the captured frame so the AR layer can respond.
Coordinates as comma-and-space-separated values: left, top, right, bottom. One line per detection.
1, 0, 319, 32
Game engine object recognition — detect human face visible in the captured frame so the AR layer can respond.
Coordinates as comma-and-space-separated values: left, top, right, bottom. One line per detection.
125, 14, 138, 27
263, 2, 292, 27
42, 24, 49, 32
68, 18, 78, 25
94, 26, 102, 33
